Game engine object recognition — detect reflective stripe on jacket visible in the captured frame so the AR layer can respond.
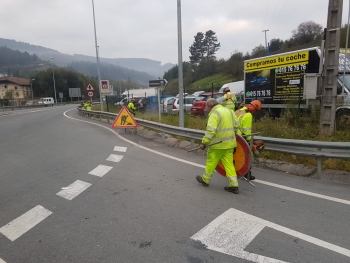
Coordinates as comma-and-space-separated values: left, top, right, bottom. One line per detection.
202, 104, 239, 149
235, 106, 252, 140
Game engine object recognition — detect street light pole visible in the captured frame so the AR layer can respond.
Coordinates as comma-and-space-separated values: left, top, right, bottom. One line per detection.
31, 79, 35, 102
50, 57, 57, 105
92, 0, 103, 111
262, 29, 269, 55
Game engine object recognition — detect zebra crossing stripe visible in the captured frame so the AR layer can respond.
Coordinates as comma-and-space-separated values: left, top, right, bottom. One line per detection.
0, 205, 52, 241
56, 180, 91, 200
114, 146, 127, 152
106, 154, 123, 162
89, 165, 113, 177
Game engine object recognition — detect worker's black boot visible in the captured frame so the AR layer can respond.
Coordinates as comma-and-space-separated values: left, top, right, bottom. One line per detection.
224, 186, 239, 194
244, 171, 255, 181
196, 175, 209, 187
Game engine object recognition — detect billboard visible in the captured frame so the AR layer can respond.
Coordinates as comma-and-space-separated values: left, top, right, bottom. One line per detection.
244, 49, 320, 105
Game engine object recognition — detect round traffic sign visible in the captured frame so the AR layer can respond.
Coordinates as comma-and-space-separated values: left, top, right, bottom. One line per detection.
87, 91, 94, 98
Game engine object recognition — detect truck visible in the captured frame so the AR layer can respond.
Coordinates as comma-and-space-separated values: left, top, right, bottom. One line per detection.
243, 47, 350, 125
122, 87, 159, 98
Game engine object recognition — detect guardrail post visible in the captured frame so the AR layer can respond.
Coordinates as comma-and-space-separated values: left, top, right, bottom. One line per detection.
190, 139, 194, 149
162, 131, 165, 143
317, 157, 322, 179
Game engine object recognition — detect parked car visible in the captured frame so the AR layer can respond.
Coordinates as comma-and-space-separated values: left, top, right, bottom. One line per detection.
115, 97, 142, 106
160, 97, 175, 113
135, 97, 148, 112
190, 92, 224, 116
167, 96, 197, 114
146, 95, 173, 111
175, 93, 188, 98
192, 91, 205, 97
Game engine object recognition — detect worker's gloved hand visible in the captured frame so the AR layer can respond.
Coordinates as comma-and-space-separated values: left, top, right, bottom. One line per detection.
199, 144, 206, 150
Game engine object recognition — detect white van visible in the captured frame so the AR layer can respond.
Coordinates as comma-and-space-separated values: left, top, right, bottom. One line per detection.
218, 81, 244, 93
38, 97, 55, 106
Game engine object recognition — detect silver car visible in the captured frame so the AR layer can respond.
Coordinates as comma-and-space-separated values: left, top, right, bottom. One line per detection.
167, 96, 197, 114
160, 97, 175, 113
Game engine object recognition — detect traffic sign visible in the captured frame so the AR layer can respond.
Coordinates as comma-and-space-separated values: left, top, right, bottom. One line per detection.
101, 80, 110, 94
87, 91, 94, 98
86, 83, 94, 91
111, 106, 138, 129
149, 79, 168, 87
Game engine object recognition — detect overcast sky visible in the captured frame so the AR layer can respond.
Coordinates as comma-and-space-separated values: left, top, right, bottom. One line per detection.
1, 0, 350, 65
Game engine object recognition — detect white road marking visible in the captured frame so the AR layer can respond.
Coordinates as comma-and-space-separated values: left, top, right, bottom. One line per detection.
114, 146, 127, 152
0, 108, 54, 118
0, 205, 52, 241
56, 180, 91, 200
106, 154, 123, 163
191, 208, 350, 263
0, 257, 6, 263
88, 164, 113, 177
255, 179, 350, 205
63, 110, 350, 206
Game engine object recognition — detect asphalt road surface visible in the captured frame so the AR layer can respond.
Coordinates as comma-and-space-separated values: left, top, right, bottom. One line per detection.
0, 105, 350, 263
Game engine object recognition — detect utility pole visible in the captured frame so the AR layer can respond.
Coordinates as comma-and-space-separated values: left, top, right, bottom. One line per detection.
177, 0, 184, 127
320, 0, 343, 135
92, 0, 103, 111
262, 29, 269, 55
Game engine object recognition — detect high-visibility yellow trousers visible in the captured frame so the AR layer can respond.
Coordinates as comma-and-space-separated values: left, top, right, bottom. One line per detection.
202, 148, 238, 187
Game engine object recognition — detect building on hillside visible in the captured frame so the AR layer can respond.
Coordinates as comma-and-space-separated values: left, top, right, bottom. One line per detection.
0, 77, 31, 101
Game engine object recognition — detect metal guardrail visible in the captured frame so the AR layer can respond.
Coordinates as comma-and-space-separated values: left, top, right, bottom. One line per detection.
78, 108, 350, 179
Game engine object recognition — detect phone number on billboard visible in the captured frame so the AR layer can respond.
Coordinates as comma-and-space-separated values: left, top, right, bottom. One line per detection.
247, 90, 271, 97
276, 64, 306, 73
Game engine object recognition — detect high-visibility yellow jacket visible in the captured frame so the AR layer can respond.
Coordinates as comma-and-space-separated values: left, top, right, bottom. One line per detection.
221, 92, 237, 112
235, 106, 252, 141
202, 104, 239, 149
86, 103, 92, 111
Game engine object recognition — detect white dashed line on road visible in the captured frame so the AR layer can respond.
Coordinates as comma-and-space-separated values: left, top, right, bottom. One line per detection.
0, 205, 52, 241
88, 164, 113, 177
114, 146, 127, 152
56, 180, 91, 200
0, 257, 6, 263
106, 154, 124, 163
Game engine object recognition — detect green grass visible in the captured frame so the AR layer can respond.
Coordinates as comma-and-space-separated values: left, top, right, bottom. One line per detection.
98, 104, 350, 173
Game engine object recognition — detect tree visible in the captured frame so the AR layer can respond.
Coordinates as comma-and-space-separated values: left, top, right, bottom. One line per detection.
189, 30, 220, 64
269, 38, 284, 53
291, 21, 323, 45
204, 30, 221, 59
251, 45, 266, 58
189, 32, 206, 64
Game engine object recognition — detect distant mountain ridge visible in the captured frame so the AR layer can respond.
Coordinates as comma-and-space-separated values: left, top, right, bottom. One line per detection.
0, 38, 175, 80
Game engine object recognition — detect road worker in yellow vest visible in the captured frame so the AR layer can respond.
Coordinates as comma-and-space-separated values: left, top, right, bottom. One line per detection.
83, 101, 88, 110
86, 101, 92, 111
127, 98, 137, 116
196, 98, 241, 194
235, 100, 262, 180
221, 87, 237, 112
